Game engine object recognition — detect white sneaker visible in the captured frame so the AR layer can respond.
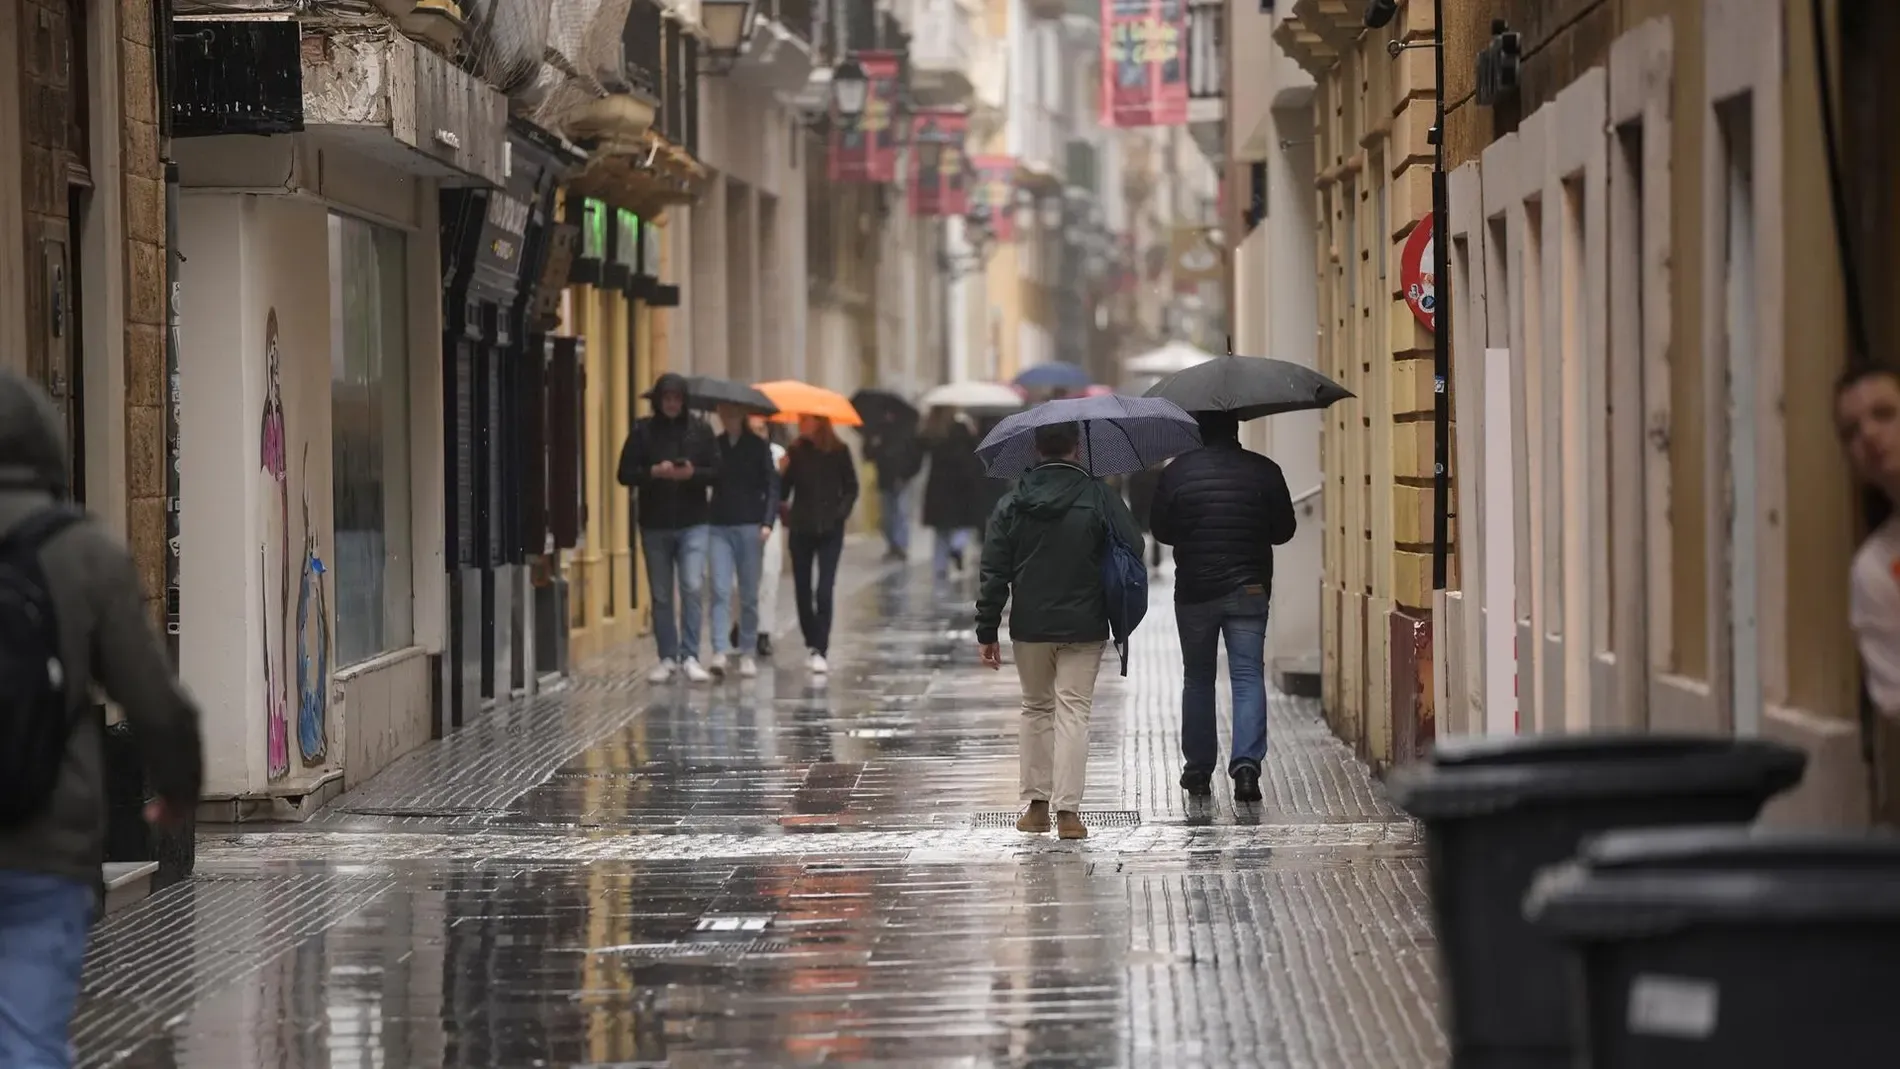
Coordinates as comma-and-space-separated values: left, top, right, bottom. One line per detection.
647, 660, 678, 684
706, 652, 729, 678
738, 656, 759, 678
682, 657, 712, 683
807, 651, 829, 675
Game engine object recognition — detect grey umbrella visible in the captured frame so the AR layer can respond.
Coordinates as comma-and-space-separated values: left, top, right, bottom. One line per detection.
1142, 354, 1353, 420
669, 375, 780, 415
975, 394, 1201, 479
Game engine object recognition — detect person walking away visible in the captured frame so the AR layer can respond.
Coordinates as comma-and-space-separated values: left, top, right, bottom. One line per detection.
618, 373, 721, 683
1837, 366, 1900, 798
0, 371, 203, 1068
708, 403, 779, 679
1150, 411, 1296, 802
921, 410, 988, 579
863, 410, 922, 562
976, 421, 1144, 840
1124, 461, 1166, 573
746, 414, 788, 658
781, 415, 858, 675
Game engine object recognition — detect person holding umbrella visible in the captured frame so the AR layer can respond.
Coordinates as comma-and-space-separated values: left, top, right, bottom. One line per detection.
706, 402, 780, 679
618, 373, 722, 684
974, 395, 1199, 840
1143, 355, 1348, 803
854, 390, 923, 563
920, 409, 987, 578
780, 415, 860, 676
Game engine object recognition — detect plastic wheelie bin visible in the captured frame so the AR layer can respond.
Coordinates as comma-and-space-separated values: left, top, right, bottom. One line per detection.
1527, 826, 1900, 1069
1387, 734, 1806, 1069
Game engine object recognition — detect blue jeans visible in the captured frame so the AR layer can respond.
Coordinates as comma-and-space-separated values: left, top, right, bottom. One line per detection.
880, 483, 911, 554
1177, 586, 1270, 774
0, 871, 92, 1069
642, 525, 709, 662
709, 524, 765, 656
932, 527, 972, 577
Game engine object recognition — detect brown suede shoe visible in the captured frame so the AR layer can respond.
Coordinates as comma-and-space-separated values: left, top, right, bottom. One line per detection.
1056, 811, 1088, 840
1016, 800, 1051, 833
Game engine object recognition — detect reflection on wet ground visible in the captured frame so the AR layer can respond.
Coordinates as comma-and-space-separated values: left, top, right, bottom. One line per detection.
76, 543, 1445, 1068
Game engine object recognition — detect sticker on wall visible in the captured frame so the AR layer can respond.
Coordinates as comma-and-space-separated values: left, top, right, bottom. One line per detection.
296, 444, 330, 765
261, 309, 290, 780
1401, 212, 1437, 333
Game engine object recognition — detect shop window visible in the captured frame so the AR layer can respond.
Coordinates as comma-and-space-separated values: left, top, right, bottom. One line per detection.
329, 212, 415, 665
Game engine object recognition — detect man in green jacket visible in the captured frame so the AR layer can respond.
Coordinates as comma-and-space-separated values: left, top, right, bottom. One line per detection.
976, 421, 1143, 840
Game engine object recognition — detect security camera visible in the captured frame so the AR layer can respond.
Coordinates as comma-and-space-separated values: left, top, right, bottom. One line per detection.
1364, 0, 1399, 29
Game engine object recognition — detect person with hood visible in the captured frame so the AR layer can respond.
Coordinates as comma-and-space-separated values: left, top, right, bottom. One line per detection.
975, 421, 1143, 841
1149, 411, 1296, 803
618, 372, 721, 683
920, 410, 988, 578
780, 414, 859, 676
862, 410, 924, 562
0, 370, 203, 1065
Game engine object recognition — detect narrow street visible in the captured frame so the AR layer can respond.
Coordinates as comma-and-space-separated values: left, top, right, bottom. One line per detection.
75, 545, 1444, 1068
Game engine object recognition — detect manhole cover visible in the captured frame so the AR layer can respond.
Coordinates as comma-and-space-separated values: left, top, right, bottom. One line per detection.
970, 810, 1142, 829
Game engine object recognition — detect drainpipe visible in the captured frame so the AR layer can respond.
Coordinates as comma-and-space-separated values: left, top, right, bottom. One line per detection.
157, 0, 181, 658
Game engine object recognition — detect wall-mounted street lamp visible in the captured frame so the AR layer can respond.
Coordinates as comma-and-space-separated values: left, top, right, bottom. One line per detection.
831, 56, 870, 118
700, 0, 758, 74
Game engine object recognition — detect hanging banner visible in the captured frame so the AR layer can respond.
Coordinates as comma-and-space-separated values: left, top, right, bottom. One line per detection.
829, 51, 904, 183
908, 108, 970, 217
1101, 0, 1188, 128
968, 156, 1017, 242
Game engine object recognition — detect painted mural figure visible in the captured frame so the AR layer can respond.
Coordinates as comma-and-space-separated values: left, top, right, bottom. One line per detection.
261, 311, 290, 780
296, 446, 330, 765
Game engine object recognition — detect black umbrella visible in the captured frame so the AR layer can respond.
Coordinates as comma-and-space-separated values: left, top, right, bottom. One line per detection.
1142, 354, 1353, 420
669, 375, 779, 414
850, 388, 920, 427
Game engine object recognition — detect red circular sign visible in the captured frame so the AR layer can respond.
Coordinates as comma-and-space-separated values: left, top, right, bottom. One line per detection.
1400, 211, 1437, 333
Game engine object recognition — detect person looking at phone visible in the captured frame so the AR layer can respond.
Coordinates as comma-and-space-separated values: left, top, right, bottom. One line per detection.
618, 372, 721, 683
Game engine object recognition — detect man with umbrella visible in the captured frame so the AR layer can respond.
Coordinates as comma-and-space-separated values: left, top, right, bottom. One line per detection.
1143, 354, 1348, 801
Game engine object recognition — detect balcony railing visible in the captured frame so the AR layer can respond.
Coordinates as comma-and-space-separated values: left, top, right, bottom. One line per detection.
1186, 1, 1222, 100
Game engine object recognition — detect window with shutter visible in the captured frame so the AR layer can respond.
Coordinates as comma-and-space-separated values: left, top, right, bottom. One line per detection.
517, 337, 550, 554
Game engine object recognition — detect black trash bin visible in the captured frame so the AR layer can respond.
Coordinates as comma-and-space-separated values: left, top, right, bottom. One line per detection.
1388, 734, 1806, 1069
1527, 826, 1900, 1069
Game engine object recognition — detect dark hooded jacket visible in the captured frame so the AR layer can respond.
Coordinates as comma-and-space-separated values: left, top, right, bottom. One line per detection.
0, 371, 203, 888
975, 460, 1143, 646
922, 420, 989, 531
1149, 414, 1297, 605
616, 372, 721, 530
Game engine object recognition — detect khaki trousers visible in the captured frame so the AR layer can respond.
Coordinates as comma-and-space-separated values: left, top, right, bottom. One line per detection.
1012, 641, 1106, 812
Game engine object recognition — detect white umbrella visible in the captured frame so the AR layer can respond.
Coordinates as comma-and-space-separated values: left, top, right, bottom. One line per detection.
1124, 340, 1218, 377
918, 381, 1025, 412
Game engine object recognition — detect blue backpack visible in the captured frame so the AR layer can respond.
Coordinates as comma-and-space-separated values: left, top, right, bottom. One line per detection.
1096, 486, 1148, 677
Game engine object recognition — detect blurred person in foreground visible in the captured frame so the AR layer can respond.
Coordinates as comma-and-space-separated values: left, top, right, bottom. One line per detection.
1150, 411, 1295, 803
1838, 366, 1900, 768
781, 415, 859, 676
618, 373, 721, 684
708, 403, 780, 678
975, 421, 1143, 840
0, 370, 202, 1068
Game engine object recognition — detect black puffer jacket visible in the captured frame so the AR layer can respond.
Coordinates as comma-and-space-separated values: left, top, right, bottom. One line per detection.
1150, 439, 1296, 605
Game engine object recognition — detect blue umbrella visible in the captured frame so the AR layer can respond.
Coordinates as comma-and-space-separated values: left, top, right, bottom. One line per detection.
976, 394, 1201, 479
1012, 361, 1093, 391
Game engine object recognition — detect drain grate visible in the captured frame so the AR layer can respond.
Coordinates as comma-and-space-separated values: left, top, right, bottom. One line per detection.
970, 810, 1142, 829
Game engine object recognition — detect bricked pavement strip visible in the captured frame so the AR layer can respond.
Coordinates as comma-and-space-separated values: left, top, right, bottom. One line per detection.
74, 551, 1446, 1069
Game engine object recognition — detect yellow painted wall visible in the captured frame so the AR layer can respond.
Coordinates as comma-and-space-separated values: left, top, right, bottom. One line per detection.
565, 279, 637, 662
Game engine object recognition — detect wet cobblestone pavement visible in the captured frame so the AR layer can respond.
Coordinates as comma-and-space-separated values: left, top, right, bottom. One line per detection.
76, 544, 1445, 1068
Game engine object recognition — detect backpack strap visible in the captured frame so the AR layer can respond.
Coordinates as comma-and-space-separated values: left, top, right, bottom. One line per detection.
0, 505, 86, 560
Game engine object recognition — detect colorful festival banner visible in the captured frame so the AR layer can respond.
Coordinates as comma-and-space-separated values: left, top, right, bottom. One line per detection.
1101, 0, 1188, 128
967, 156, 1018, 242
908, 109, 970, 217
829, 51, 904, 183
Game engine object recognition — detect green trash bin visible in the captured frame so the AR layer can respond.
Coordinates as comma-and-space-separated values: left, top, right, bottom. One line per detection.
1389, 734, 1805, 1069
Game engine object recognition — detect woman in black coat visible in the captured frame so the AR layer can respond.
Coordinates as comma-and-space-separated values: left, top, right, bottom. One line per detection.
920, 412, 989, 577
780, 415, 858, 676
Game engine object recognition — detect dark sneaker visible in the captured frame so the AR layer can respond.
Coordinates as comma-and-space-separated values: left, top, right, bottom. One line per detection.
1180, 769, 1213, 797
757, 633, 774, 657
1233, 765, 1263, 803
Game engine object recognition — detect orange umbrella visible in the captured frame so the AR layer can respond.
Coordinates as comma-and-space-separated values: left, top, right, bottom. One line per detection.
754, 380, 863, 426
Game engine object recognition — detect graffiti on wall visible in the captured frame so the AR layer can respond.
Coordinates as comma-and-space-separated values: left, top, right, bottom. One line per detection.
296, 444, 330, 764
261, 310, 290, 780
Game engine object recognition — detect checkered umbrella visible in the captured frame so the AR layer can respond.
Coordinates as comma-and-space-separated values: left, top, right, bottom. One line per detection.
975, 394, 1202, 479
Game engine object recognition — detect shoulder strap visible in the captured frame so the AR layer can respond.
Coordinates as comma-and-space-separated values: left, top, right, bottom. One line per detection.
0, 506, 86, 560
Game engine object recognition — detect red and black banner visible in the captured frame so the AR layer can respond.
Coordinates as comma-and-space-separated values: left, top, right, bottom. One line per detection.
829, 51, 903, 183
908, 108, 969, 217
1101, 0, 1188, 128
967, 156, 1017, 242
